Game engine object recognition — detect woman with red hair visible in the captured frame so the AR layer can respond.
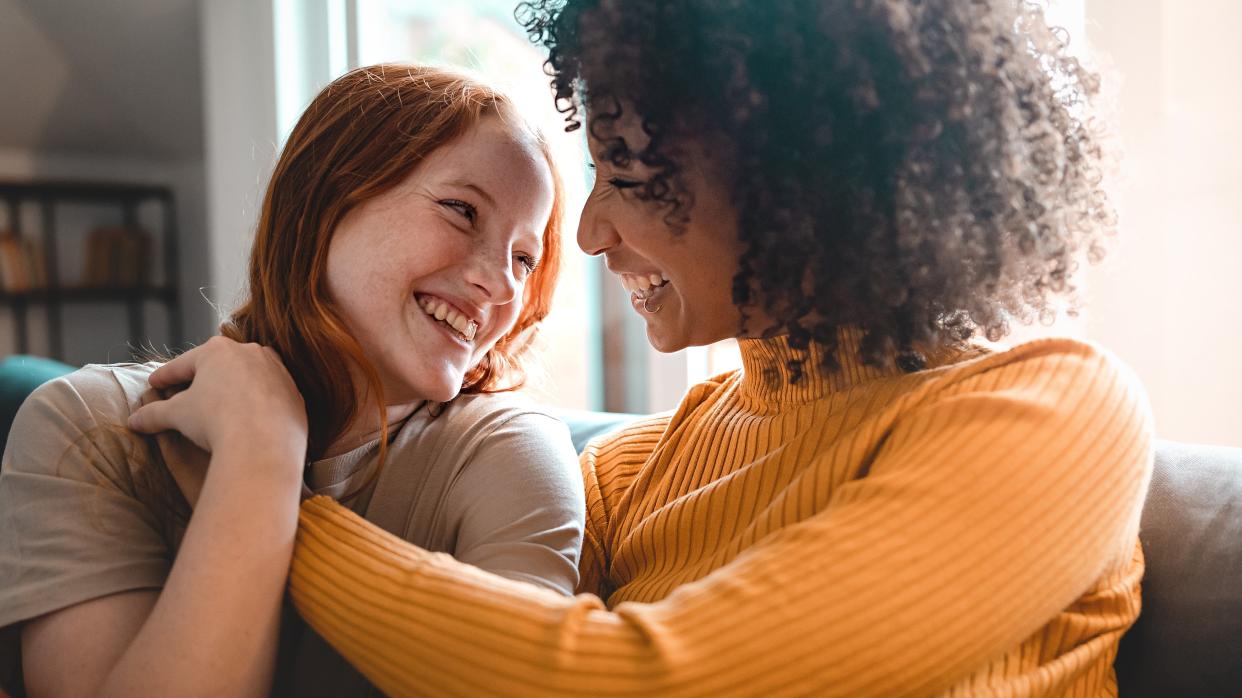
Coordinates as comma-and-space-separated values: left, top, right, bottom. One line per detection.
0, 64, 582, 697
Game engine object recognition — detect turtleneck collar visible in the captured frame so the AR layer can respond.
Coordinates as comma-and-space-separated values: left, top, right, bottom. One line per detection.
736, 326, 969, 405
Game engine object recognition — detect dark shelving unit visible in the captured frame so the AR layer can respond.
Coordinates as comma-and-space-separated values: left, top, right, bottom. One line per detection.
0, 180, 182, 361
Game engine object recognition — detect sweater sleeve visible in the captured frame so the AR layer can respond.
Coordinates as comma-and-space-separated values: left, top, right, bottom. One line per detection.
576, 415, 669, 598
288, 347, 1152, 696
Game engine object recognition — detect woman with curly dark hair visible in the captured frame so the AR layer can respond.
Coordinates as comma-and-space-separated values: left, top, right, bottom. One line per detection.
134, 0, 1151, 694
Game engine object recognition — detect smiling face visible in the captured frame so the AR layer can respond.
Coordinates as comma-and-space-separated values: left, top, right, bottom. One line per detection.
325, 114, 555, 404
577, 113, 759, 353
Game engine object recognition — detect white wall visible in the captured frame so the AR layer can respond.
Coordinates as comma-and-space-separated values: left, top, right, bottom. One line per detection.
199, 0, 280, 319
1084, 0, 1242, 446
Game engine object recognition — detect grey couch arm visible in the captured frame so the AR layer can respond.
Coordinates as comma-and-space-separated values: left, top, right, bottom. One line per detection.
1115, 440, 1242, 696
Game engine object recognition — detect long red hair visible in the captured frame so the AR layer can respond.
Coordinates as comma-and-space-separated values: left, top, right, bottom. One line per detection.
221, 64, 564, 462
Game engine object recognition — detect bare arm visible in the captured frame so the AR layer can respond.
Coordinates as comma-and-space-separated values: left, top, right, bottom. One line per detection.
18, 340, 307, 698
21, 591, 155, 698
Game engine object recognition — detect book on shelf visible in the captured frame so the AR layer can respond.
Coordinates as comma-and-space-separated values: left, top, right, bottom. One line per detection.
0, 232, 47, 293
83, 226, 152, 288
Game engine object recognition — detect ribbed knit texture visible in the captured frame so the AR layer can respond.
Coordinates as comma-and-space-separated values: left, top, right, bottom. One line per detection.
290, 330, 1153, 697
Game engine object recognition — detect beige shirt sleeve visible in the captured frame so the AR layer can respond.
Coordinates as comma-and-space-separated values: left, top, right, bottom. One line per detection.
0, 366, 174, 690
441, 411, 585, 596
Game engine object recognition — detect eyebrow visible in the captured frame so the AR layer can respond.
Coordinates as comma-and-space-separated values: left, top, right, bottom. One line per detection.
446, 180, 497, 208
447, 178, 544, 247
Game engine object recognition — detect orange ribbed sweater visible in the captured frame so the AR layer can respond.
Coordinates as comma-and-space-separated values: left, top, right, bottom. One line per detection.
290, 332, 1152, 697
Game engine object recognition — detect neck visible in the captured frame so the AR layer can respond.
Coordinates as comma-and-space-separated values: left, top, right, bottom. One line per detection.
735, 326, 977, 405
736, 327, 901, 404
321, 400, 423, 459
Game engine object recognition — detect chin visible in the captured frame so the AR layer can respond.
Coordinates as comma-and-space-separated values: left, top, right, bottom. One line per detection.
646, 326, 690, 354
393, 372, 463, 404
425, 381, 463, 403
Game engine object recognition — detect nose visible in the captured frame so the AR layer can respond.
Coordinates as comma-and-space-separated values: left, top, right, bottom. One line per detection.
576, 197, 620, 257
464, 244, 520, 306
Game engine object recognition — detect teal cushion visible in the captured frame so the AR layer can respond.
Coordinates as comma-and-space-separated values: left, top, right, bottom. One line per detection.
551, 408, 641, 454
0, 355, 76, 455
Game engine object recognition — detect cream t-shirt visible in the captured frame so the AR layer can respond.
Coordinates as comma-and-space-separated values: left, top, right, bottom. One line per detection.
0, 363, 585, 697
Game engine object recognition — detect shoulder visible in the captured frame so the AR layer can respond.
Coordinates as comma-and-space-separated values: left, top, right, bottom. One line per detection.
938, 337, 1148, 416
439, 394, 585, 520
438, 391, 574, 446
900, 336, 1154, 486
433, 392, 581, 493
2, 363, 174, 504
8, 363, 159, 461
18, 362, 158, 423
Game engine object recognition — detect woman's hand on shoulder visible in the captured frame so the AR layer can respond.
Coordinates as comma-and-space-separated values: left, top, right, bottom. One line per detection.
128, 336, 308, 479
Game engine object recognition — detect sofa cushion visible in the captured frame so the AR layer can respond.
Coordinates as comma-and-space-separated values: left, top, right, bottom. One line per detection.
552, 408, 641, 454
1115, 439, 1242, 696
0, 355, 75, 456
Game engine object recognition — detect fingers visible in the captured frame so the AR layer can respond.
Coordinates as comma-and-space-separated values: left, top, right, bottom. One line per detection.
127, 395, 178, 434
147, 336, 251, 389
147, 346, 201, 389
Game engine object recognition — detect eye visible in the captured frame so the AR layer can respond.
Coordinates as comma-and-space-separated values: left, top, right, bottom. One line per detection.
587, 164, 644, 192
514, 253, 541, 278
440, 199, 477, 224
608, 177, 644, 191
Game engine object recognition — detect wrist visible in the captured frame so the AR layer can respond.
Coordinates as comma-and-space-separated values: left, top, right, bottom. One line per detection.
210, 438, 305, 488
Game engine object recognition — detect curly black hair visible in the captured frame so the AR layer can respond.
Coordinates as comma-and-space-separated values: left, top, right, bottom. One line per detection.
517, 0, 1115, 373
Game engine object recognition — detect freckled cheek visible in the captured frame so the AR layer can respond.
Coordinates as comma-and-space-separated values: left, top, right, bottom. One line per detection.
351, 267, 405, 302
495, 304, 522, 339
473, 303, 522, 359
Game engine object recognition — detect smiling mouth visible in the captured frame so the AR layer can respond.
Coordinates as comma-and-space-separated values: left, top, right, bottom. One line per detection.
416, 295, 478, 342
619, 272, 672, 314
621, 272, 670, 301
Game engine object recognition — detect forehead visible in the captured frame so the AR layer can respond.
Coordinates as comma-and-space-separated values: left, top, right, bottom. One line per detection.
584, 105, 652, 160
420, 115, 555, 229
429, 115, 546, 180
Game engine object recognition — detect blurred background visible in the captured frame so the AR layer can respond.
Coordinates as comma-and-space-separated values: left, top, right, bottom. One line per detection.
0, 0, 1237, 446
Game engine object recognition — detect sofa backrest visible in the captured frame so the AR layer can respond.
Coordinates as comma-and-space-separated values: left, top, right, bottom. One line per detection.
0, 355, 75, 457
1114, 440, 1242, 696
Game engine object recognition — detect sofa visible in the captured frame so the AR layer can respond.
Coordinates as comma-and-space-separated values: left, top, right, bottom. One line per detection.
3, 356, 1240, 695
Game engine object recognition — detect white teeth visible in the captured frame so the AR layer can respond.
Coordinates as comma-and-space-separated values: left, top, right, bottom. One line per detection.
448, 313, 462, 332
620, 273, 670, 295
417, 295, 479, 342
